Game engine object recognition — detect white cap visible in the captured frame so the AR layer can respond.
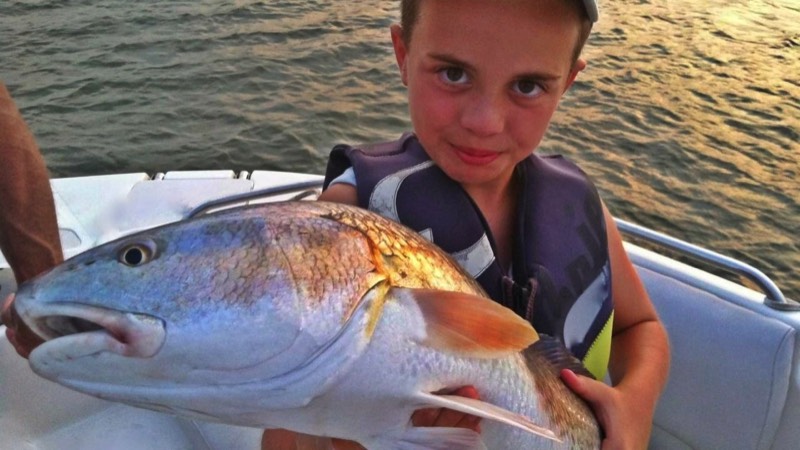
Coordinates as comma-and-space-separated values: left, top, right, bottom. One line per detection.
583, 0, 599, 23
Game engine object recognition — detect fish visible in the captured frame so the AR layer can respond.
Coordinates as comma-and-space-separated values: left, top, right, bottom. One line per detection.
10, 201, 600, 449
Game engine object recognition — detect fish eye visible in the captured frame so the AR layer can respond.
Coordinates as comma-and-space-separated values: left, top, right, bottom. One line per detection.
118, 241, 156, 267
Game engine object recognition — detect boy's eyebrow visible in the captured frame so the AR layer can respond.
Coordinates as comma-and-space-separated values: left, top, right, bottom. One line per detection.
427, 52, 563, 81
428, 52, 476, 71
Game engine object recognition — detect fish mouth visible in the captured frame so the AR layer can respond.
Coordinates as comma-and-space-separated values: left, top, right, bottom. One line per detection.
23, 303, 167, 359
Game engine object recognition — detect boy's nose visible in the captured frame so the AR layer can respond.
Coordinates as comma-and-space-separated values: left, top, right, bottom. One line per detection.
459, 94, 505, 137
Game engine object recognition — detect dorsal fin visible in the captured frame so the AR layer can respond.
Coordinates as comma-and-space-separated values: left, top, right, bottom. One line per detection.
522, 335, 601, 446
523, 334, 594, 379
403, 288, 539, 358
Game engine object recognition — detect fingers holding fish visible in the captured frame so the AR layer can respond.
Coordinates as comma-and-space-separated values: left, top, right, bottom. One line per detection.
2, 293, 43, 359
1, 292, 12, 326
562, 368, 652, 450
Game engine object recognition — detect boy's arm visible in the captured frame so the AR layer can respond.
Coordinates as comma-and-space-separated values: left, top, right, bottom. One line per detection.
317, 182, 359, 205
562, 202, 670, 449
0, 82, 63, 284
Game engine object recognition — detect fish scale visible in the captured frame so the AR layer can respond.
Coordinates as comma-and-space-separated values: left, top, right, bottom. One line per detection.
324, 205, 484, 293
11, 201, 600, 449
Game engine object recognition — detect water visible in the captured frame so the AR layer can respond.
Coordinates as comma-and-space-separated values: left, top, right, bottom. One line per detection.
1, 0, 798, 301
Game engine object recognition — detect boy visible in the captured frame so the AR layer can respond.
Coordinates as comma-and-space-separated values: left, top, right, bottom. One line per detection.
265, 0, 669, 448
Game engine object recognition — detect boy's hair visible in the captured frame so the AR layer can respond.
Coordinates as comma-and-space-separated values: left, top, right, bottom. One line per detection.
400, 0, 593, 65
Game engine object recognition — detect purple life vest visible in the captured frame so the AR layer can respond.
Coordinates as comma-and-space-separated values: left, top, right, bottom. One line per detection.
323, 133, 613, 369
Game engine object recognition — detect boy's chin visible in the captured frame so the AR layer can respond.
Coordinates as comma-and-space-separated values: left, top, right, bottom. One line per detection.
439, 162, 515, 190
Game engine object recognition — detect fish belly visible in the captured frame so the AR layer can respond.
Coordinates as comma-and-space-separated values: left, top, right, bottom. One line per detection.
310, 295, 576, 450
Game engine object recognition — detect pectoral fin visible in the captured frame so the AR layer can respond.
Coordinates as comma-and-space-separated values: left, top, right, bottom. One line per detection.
402, 288, 539, 358
413, 392, 560, 443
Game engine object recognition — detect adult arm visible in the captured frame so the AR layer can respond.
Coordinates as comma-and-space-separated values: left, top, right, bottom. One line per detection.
0, 82, 63, 358
0, 82, 63, 283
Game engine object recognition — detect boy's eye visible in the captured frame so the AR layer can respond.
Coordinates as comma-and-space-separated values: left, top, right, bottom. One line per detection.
438, 67, 469, 85
513, 79, 543, 97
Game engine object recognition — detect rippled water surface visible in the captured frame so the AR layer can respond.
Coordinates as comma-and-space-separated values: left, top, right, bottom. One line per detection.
1, 0, 798, 300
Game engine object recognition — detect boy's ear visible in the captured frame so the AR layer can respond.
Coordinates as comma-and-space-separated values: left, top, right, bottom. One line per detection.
390, 24, 409, 86
563, 58, 587, 94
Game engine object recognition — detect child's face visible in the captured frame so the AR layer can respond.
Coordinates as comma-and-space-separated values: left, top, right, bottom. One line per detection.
392, 0, 586, 191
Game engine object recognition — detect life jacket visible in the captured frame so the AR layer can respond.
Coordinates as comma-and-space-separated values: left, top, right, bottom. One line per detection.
323, 134, 614, 379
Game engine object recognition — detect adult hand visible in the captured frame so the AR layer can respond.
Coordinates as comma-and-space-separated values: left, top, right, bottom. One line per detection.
561, 369, 653, 450
2, 293, 43, 358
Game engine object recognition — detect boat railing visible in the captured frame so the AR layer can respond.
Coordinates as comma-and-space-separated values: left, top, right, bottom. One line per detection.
616, 219, 798, 311
183, 179, 797, 312
186, 179, 325, 218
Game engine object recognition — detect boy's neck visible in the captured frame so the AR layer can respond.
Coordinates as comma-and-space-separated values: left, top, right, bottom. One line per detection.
463, 173, 520, 273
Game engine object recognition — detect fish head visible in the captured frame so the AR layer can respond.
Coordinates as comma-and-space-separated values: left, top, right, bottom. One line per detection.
11, 203, 381, 414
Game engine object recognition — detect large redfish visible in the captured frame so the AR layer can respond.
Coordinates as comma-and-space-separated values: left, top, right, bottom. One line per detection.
10, 201, 600, 449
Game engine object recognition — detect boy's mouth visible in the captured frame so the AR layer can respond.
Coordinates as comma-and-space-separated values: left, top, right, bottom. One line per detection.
453, 146, 501, 166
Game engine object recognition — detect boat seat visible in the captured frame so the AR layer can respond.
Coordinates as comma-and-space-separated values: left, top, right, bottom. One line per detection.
629, 246, 799, 450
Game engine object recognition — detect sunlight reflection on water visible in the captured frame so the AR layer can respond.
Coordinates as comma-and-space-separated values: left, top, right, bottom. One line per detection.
0, 0, 797, 299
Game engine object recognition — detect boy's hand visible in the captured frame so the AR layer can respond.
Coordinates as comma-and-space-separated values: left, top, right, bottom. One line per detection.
2, 293, 43, 359
561, 369, 653, 450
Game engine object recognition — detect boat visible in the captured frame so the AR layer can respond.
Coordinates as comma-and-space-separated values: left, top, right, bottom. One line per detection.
1, 170, 798, 450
